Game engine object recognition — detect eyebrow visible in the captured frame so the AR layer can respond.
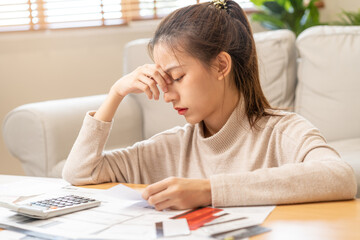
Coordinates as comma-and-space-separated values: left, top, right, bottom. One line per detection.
164, 65, 183, 74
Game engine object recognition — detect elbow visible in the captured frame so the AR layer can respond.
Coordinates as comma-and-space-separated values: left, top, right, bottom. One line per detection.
316, 160, 358, 201
335, 161, 358, 199
62, 167, 78, 185
343, 175, 358, 199
62, 170, 89, 186
61, 160, 84, 186
347, 170, 358, 199
61, 158, 99, 186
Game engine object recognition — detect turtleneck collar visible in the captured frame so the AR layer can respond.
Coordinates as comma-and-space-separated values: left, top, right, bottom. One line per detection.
195, 98, 250, 153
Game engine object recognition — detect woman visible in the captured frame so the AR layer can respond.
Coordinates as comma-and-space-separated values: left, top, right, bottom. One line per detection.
63, 0, 357, 210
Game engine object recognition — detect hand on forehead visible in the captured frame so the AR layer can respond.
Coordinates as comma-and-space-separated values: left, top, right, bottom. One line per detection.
153, 42, 190, 74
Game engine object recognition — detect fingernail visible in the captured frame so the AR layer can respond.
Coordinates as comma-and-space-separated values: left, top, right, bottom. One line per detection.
164, 87, 168, 92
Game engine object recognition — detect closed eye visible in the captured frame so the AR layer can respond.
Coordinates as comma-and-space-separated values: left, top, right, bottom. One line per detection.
173, 75, 184, 82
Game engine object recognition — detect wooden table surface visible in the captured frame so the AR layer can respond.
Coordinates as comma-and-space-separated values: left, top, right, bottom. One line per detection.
252, 199, 360, 240
83, 182, 360, 240
81, 182, 145, 191
2, 180, 359, 240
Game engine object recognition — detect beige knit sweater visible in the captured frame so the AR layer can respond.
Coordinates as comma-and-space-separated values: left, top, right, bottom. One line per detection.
62, 102, 357, 207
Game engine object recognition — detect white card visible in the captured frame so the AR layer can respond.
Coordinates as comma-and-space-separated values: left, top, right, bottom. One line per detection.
156, 219, 190, 238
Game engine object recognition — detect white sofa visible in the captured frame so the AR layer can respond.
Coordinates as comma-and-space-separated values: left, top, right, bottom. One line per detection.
3, 26, 360, 197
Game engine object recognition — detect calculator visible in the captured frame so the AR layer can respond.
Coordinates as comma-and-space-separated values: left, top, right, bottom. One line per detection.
0, 195, 101, 219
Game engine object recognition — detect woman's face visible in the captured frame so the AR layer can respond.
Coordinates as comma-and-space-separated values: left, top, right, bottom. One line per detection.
153, 43, 225, 125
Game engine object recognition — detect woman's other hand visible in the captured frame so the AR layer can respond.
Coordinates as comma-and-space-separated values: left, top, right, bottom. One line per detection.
111, 64, 172, 100
142, 177, 212, 211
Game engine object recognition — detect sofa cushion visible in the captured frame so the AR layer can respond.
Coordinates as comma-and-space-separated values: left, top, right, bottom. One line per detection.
254, 29, 297, 110
123, 30, 297, 139
295, 26, 360, 142
329, 138, 360, 198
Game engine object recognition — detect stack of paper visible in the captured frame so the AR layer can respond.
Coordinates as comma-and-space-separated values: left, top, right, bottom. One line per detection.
0, 180, 274, 239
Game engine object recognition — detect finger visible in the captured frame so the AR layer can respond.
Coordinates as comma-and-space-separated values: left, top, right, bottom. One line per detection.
138, 74, 160, 100
146, 64, 172, 86
155, 66, 172, 85
154, 199, 173, 211
143, 66, 170, 91
147, 189, 171, 206
135, 81, 152, 100
142, 178, 172, 200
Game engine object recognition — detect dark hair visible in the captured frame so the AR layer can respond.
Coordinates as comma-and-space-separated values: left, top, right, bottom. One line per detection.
148, 0, 273, 128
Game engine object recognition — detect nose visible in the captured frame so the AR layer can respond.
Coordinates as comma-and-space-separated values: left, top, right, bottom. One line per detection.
163, 84, 179, 103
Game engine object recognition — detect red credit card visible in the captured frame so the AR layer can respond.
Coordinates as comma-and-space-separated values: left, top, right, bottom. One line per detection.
170, 207, 223, 230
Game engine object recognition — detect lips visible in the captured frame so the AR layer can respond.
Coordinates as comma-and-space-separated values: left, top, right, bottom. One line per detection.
174, 107, 188, 115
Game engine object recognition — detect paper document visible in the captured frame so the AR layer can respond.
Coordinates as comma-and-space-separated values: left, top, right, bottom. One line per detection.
0, 177, 275, 240
0, 178, 68, 198
0, 229, 26, 239
0, 184, 184, 239
103, 184, 145, 201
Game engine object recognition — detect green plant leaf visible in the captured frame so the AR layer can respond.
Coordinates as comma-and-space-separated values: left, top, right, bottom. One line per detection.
289, 0, 304, 12
250, 0, 269, 7
340, 10, 360, 25
263, 1, 286, 15
300, 0, 320, 29
251, 0, 325, 35
252, 12, 286, 29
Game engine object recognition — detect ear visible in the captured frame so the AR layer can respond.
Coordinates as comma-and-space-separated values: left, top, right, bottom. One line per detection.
215, 51, 232, 81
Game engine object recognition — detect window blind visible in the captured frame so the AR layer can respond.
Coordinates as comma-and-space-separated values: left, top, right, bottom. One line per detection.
0, 0, 253, 32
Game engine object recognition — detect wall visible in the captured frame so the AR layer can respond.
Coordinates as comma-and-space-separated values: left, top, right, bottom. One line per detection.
0, 21, 158, 175
1, 0, 360, 176
321, 0, 360, 22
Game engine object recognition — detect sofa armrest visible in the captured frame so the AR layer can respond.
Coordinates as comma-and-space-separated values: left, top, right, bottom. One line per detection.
2, 94, 143, 178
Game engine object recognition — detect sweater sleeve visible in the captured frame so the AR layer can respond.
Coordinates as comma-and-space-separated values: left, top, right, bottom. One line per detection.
210, 116, 357, 207
62, 112, 143, 186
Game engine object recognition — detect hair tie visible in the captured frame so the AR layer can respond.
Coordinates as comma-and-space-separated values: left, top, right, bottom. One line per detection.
211, 0, 228, 10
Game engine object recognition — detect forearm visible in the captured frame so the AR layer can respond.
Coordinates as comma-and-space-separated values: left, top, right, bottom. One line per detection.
63, 108, 154, 186
94, 89, 124, 122
63, 63, 170, 184
62, 113, 115, 185
210, 160, 357, 207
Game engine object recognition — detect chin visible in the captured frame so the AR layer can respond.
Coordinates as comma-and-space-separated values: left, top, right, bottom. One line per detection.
184, 116, 201, 125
